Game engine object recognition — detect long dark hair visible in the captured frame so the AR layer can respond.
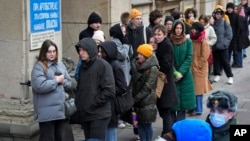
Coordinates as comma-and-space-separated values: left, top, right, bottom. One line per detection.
37, 39, 58, 72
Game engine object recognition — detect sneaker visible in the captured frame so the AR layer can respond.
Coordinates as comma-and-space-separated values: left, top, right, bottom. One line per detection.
243, 54, 247, 58
118, 123, 126, 129
227, 77, 233, 85
213, 75, 220, 82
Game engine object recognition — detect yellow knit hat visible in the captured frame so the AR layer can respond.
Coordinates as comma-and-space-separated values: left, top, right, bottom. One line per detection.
137, 44, 153, 58
130, 8, 142, 20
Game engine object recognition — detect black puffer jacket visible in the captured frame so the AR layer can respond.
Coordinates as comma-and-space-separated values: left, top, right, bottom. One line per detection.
127, 22, 151, 58
131, 55, 159, 124
75, 38, 115, 122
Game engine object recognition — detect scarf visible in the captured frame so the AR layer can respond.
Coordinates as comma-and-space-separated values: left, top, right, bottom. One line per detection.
190, 30, 206, 42
170, 33, 187, 45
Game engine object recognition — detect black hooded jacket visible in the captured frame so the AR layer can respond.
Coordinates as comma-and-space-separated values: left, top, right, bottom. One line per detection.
75, 38, 115, 122
99, 41, 128, 127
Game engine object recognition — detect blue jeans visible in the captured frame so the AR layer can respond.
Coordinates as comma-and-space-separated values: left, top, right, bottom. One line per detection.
105, 127, 117, 141
243, 48, 247, 55
138, 123, 153, 141
195, 95, 203, 114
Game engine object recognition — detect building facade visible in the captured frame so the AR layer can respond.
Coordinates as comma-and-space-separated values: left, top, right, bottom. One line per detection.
0, 0, 243, 140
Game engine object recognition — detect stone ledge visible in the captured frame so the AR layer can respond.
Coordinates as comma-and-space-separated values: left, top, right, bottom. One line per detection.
0, 122, 39, 138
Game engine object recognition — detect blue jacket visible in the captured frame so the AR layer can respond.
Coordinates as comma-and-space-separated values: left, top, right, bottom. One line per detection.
31, 61, 72, 122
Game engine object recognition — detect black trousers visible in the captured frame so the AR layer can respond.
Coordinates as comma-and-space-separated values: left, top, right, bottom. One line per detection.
39, 119, 65, 141
158, 108, 173, 135
82, 117, 111, 140
213, 49, 233, 77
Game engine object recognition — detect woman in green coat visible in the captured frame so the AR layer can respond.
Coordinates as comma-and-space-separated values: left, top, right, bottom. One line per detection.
169, 20, 196, 122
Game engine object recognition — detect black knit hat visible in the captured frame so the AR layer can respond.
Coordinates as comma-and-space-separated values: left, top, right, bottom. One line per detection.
191, 22, 204, 32
109, 23, 123, 41
226, 2, 235, 9
207, 90, 238, 112
87, 12, 102, 25
164, 16, 174, 24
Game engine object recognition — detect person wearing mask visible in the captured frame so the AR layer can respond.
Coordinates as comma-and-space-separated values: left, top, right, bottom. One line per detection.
212, 6, 234, 84
153, 24, 179, 135
206, 90, 238, 141
169, 20, 196, 122
31, 40, 72, 141
189, 22, 213, 116
75, 38, 115, 141
130, 44, 158, 141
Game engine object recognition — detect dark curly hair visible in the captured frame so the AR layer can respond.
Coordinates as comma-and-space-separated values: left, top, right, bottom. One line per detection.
149, 9, 163, 24
184, 7, 197, 19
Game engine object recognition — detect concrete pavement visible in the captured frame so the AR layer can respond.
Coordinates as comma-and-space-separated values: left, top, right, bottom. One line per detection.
71, 52, 250, 141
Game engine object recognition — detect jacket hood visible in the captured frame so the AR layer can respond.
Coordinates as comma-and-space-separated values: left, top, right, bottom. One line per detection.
173, 19, 186, 34
136, 54, 159, 71
99, 41, 118, 61
109, 23, 123, 42
173, 118, 212, 141
75, 38, 98, 59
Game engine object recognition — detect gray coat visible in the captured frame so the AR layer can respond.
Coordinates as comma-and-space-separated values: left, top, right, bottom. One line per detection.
112, 38, 133, 86
31, 61, 72, 122
212, 19, 233, 50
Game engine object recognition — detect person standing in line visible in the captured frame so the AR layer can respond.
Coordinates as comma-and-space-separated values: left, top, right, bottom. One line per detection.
75, 38, 115, 141
147, 9, 163, 33
109, 12, 134, 129
199, 14, 217, 82
171, 11, 191, 37
169, 20, 196, 122
74, 29, 105, 81
130, 44, 158, 141
225, 2, 242, 68
98, 41, 128, 141
79, 12, 102, 40
234, 4, 250, 67
183, 7, 198, 38
164, 16, 174, 38
206, 90, 238, 141
189, 22, 213, 116
240, 0, 250, 58
127, 8, 151, 59
75, 12, 103, 81
153, 24, 179, 135
31, 40, 72, 141
212, 7, 234, 84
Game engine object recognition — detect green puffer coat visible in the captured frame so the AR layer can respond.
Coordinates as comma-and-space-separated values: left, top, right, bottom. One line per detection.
131, 55, 159, 124
171, 38, 196, 111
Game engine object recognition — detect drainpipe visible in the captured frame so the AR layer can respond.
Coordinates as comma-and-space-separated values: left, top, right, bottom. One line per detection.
152, 0, 155, 10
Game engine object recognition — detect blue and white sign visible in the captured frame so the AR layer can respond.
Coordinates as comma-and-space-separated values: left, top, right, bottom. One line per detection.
30, 0, 60, 33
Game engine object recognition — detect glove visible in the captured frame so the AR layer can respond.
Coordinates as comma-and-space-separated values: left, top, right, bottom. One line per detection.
173, 71, 183, 82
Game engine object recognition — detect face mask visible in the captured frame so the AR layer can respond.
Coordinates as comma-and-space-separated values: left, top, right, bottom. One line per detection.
209, 112, 227, 128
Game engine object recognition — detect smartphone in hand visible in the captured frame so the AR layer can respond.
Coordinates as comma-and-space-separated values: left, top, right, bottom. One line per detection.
54, 72, 62, 76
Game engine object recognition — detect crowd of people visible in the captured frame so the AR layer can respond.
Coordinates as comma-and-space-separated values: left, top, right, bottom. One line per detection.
30, 0, 250, 141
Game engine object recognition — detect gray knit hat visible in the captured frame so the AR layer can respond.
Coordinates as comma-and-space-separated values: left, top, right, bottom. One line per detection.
207, 90, 238, 112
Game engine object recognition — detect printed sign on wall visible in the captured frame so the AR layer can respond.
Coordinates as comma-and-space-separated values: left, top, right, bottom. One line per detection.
30, 0, 60, 50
